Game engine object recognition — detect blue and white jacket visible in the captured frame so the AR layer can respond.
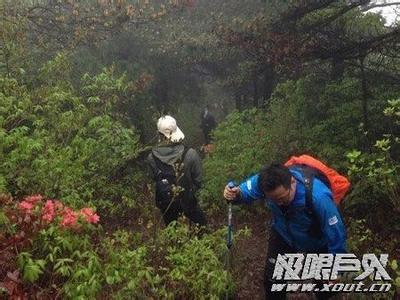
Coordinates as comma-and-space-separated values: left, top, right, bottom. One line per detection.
237, 169, 347, 254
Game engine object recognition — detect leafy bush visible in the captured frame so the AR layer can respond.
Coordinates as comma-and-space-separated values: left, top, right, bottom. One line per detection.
1, 194, 243, 299
0, 53, 146, 218
346, 99, 400, 225
102, 223, 238, 299
265, 76, 364, 168
0, 193, 102, 298
159, 223, 234, 299
345, 100, 399, 299
263, 75, 398, 170
199, 108, 269, 210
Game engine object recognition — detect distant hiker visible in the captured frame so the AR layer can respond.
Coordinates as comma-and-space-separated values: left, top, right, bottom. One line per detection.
148, 115, 207, 226
200, 105, 216, 144
223, 156, 349, 300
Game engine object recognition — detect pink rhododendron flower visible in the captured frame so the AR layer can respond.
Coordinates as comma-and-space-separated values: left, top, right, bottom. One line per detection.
24, 194, 43, 205
60, 208, 79, 228
80, 207, 100, 224
53, 200, 64, 211
41, 200, 56, 222
18, 201, 34, 214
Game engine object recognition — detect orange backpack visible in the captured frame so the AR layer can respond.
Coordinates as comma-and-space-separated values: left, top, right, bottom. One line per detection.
284, 154, 350, 205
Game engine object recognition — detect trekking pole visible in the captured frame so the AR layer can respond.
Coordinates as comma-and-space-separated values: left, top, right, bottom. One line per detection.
226, 181, 236, 250
225, 181, 235, 300
227, 183, 234, 250
227, 202, 233, 248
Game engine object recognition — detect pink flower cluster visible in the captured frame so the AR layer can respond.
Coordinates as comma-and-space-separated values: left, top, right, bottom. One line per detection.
41, 200, 63, 223
18, 194, 43, 214
58, 207, 99, 228
60, 207, 79, 228
18, 194, 100, 229
79, 208, 100, 224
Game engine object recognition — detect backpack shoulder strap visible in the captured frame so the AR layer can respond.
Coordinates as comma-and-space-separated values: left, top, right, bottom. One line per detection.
290, 165, 323, 238
295, 166, 315, 213
150, 153, 166, 180
174, 146, 190, 181
181, 145, 190, 163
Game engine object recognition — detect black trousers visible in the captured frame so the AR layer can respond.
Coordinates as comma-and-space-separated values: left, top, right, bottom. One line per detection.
264, 229, 335, 300
202, 129, 213, 144
156, 195, 207, 226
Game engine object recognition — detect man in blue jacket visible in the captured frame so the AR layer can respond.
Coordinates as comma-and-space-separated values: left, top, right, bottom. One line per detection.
223, 163, 347, 299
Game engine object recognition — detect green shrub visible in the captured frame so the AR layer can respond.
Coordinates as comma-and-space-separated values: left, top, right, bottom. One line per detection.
346, 99, 400, 222
0, 53, 144, 218
200, 108, 269, 210
265, 76, 364, 169
160, 223, 234, 299
2, 194, 245, 299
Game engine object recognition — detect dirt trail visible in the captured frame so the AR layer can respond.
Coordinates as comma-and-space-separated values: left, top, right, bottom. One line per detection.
230, 209, 313, 300
230, 208, 270, 300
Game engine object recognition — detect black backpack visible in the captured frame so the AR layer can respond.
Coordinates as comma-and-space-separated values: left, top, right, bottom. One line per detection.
289, 164, 332, 239
152, 147, 190, 206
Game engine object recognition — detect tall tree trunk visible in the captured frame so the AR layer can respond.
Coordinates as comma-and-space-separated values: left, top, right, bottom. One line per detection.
264, 64, 275, 105
242, 94, 248, 111
360, 57, 369, 133
331, 56, 345, 80
253, 73, 259, 107
2, 48, 11, 77
155, 80, 169, 113
235, 91, 242, 111
359, 56, 372, 152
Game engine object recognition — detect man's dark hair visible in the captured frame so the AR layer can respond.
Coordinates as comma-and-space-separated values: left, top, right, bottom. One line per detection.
259, 163, 292, 193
